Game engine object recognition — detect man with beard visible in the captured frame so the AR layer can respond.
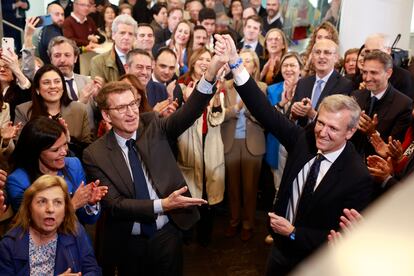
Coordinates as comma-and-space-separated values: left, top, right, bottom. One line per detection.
262, 0, 283, 34
39, 4, 66, 64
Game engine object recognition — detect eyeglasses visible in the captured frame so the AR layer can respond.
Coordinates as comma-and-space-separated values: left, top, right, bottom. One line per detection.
313, 49, 336, 57
107, 98, 141, 114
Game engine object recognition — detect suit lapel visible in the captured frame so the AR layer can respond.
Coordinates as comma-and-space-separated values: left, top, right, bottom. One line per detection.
317, 71, 339, 107
106, 131, 135, 196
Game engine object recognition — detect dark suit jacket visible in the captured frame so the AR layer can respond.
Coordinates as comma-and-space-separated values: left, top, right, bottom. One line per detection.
235, 77, 374, 264
146, 79, 169, 107
351, 85, 412, 156
83, 87, 214, 267
389, 65, 414, 100
292, 70, 354, 126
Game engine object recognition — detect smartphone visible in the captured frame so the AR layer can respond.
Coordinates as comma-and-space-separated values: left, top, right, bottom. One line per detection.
35, 15, 53, 28
1, 37, 15, 53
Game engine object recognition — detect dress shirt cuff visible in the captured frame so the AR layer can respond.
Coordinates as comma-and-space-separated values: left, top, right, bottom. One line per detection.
84, 202, 100, 215
154, 199, 164, 214
233, 68, 250, 86
16, 78, 31, 90
381, 175, 393, 188
197, 76, 215, 94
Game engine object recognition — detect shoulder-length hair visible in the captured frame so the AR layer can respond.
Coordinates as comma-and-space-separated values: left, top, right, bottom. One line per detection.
11, 116, 66, 183
239, 48, 261, 81
169, 20, 193, 50
119, 74, 152, 112
30, 64, 72, 119
12, 174, 78, 236
182, 47, 212, 81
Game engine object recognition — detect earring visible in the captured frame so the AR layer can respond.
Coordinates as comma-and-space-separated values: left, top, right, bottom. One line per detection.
36, 90, 40, 95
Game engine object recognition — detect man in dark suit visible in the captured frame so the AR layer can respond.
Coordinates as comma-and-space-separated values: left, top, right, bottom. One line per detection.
83, 51, 226, 275
262, 0, 283, 34
291, 39, 354, 126
237, 15, 264, 66
215, 34, 374, 275
364, 33, 414, 100
249, 0, 267, 18
351, 50, 412, 157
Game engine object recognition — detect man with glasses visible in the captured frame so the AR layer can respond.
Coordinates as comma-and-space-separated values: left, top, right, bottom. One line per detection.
290, 39, 354, 126
62, 0, 104, 51
83, 47, 226, 275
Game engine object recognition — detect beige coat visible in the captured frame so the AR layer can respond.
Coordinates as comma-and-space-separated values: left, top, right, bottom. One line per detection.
177, 93, 225, 205
221, 80, 267, 155
15, 101, 93, 144
90, 48, 120, 83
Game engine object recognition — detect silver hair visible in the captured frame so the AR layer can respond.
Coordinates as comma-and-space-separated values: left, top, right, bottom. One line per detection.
318, 94, 361, 130
112, 14, 138, 36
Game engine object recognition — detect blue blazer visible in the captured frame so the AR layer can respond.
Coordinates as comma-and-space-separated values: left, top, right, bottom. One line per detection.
265, 82, 284, 169
146, 79, 169, 107
6, 157, 100, 224
0, 224, 101, 276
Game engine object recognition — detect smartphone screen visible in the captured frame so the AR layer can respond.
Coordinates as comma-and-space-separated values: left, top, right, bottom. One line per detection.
35, 15, 53, 28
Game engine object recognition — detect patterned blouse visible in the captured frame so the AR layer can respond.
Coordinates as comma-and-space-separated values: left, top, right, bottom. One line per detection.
29, 233, 58, 275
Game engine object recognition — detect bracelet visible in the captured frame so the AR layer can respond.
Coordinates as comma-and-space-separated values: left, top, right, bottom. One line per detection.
229, 57, 243, 70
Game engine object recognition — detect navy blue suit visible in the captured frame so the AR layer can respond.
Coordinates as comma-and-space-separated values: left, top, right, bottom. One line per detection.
146, 79, 169, 107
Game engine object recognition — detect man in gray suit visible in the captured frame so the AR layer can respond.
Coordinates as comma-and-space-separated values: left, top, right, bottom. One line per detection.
48, 36, 102, 133
83, 42, 227, 275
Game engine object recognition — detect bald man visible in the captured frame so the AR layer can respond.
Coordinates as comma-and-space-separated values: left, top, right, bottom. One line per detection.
39, 3, 65, 64
290, 39, 354, 126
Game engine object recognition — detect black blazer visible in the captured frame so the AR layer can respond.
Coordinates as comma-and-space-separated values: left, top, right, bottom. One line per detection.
351, 85, 412, 156
83, 87, 214, 267
292, 70, 354, 126
389, 65, 414, 100
235, 77, 374, 263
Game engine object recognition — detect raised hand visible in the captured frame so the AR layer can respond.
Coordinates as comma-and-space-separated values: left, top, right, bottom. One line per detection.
24, 17, 39, 48
366, 155, 393, 182
0, 170, 7, 189
166, 80, 177, 100
57, 117, 71, 142
358, 111, 378, 136
182, 81, 196, 101
1, 121, 22, 141
71, 181, 92, 209
161, 186, 207, 212
388, 138, 403, 162
88, 180, 108, 205
369, 131, 389, 158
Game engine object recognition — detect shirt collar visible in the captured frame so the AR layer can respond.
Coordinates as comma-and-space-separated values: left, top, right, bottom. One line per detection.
114, 46, 127, 64
64, 73, 75, 81
318, 143, 346, 164
114, 130, 137, 149
70, 12, 87, 24
316, 69, 334, 83
370, 85, 388, 100
244, 40, 258, 50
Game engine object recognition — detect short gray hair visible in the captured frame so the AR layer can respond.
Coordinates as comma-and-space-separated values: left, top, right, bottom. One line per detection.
47, 36, 80, 58
318, 94, 361, 130
112, 14, 138, 37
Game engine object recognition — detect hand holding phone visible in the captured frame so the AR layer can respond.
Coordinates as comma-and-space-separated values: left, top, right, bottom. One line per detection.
34, 15, 52, 28
1, 38, 15, 54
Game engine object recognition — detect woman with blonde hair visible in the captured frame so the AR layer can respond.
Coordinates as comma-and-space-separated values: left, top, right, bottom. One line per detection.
0, 175, 101, 275
222, 48, 267, 241
260, 28, 289, 85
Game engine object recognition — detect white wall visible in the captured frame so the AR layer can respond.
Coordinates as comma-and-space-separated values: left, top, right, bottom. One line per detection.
340, 0, 414, 55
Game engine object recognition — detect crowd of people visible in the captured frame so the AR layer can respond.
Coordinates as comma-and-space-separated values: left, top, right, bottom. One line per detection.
1, 0, 414, 275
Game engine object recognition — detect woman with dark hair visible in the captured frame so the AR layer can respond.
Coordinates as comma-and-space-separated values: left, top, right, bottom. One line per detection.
228, 0, 244, 38
15, 64, 92, 146
98, 5, 118, 42
0, 175, 101, 275
6, 117, 107, 224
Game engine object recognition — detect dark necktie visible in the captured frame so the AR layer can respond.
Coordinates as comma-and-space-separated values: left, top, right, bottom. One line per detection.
66, 79, 78, 101
367, 96, 378, 117
126, 139, 157, 237
296, 154, 325, 215
244, 44, 252, 49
